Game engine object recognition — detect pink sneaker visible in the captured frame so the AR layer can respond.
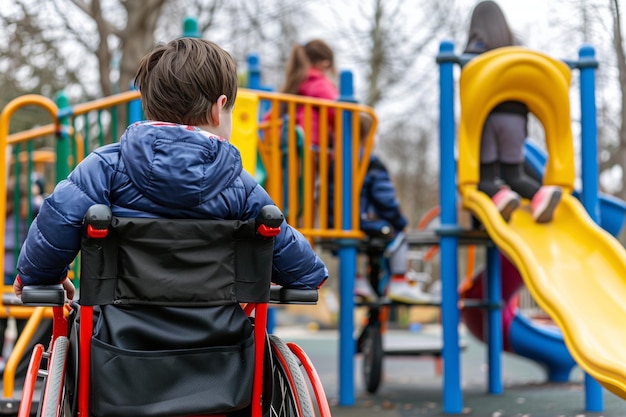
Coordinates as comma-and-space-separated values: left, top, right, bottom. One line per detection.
492, 188, 521, 222
531, 186, 562, 223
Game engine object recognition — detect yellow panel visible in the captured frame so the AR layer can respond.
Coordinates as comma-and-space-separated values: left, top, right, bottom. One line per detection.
231, 91, 259, 175
458, 47, 575, 195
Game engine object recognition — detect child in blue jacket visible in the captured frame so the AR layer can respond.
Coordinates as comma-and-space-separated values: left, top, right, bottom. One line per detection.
354, 113, 431, 304
14, 38, 328, 299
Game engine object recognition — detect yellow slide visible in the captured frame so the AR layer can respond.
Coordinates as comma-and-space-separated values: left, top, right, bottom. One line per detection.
458, 47, 626, 399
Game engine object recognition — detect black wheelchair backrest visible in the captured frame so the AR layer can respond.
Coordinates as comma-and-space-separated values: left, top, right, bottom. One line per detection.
80, 205, 280, 307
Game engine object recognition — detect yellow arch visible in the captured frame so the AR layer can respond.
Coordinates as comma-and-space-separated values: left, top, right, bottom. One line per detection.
458, 46, 574, 198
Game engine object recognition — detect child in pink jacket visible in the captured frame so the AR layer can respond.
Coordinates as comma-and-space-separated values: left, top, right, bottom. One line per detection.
279, 39, 339, 150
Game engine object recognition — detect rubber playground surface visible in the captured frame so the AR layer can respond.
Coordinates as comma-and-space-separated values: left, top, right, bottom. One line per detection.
274, 325, 626, 417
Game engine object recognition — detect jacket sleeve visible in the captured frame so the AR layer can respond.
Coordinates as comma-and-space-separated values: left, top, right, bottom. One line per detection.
240, 173, 328, 289
17, 151, 114, 286
305, 77, 339, 101
365, 160, 408, 232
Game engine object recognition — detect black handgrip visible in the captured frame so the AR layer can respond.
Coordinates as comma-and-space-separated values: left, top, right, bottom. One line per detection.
270, 286, 318, 304
255, 205, 284, 237
83, 204, 112, 238
21, 285, 66, 307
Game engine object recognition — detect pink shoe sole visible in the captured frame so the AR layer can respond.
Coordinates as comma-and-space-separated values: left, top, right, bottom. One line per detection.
532, 187, 562, 223
499, 197, 520, 222
492, 189, 521, 222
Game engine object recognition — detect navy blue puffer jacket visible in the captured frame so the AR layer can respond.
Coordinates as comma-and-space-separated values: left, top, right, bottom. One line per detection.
359, 155, 408, 235
328, 154, 407, 236
17, 122, 328, 289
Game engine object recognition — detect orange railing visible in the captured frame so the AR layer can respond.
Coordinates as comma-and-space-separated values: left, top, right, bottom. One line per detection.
256, 90, 376, 240
4, 90, 376, 242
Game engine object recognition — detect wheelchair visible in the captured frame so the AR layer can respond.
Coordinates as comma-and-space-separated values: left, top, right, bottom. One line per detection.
16, 204, 331, 417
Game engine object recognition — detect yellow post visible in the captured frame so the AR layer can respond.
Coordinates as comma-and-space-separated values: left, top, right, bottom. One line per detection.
231, 91, 259, 175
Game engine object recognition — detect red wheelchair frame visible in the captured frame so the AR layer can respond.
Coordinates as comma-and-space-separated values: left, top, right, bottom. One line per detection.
17, 205, 331, 417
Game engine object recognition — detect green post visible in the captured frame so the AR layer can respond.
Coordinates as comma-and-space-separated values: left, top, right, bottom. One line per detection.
182, 16, 201, 38
12, 145, 20, 276
55, 91, 72, 181
55, 91, 78, 286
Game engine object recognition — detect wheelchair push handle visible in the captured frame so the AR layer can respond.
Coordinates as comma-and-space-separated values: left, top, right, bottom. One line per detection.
83, 204, 113, 238
81, 204, 282, 238
255, 205, 284, 238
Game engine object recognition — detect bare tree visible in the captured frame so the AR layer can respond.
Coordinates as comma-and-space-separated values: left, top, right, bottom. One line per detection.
49, 0, 172, 97
379, 120, 440, 226
315, 0, 463, 225
540, 1, 626, 197
0, 2, 82, 133
0, 0, 315, 100
607, 0, 626, 199
201, 0, 312, 89
0, 1, 171, 100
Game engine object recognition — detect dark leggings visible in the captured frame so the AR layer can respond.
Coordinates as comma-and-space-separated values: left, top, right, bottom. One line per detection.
479, 162, 541, 200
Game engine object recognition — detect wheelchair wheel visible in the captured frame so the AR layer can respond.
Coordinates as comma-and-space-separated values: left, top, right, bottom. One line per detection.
269, 335, 314, 417
361, 323, 383, 393
40, 336, 69, 417
284, 342, 332, 417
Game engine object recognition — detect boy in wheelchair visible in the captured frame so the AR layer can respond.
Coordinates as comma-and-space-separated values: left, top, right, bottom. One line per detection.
13, 38, 328, 417
15, 38, 327, 298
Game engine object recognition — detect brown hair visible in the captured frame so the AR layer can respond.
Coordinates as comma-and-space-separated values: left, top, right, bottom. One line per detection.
465, 1, 515, 51
359, 112, 374, 141
280, 39, 336, 95
134, 38, 238, 126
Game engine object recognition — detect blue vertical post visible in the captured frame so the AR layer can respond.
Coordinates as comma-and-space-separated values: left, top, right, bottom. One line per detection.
128, 83, 143, 124
337, 70, 357, 406
579, 45, 601, 225
247, 53, 262, 90
247, 53, 273, 115
437, 40, 463, 414
485, 245, 502, 394
578, 44, 603, 413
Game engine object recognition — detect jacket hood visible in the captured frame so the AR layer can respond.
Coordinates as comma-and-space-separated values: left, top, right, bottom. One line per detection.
120, 122, 242, 208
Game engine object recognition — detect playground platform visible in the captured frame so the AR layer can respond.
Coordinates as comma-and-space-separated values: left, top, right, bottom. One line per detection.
274, 324, 626, 417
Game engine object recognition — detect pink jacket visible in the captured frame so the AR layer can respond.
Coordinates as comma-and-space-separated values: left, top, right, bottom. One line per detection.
297, 68, 338, 148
